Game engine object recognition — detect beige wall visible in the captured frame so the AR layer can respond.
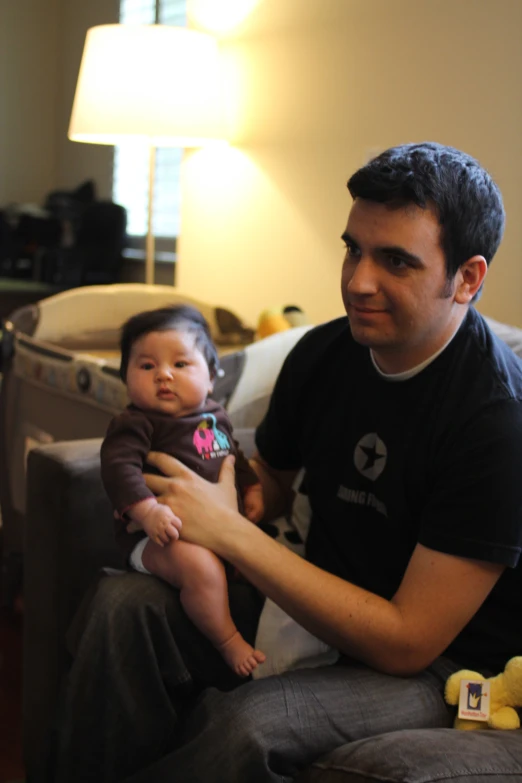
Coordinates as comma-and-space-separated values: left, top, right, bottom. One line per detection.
2, 0, 522, 326
178, 0, 522, 327
55, 0, 119, 197
0, 0, 60, 204
0, 0, 117, 206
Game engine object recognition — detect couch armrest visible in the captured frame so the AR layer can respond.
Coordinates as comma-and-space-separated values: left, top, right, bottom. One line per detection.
298, 727, 522, 782
21, 429, 257, 781
23, 438, 123, 781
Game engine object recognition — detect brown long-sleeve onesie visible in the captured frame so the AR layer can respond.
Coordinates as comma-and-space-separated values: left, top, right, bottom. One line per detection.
101, 399, 259, 562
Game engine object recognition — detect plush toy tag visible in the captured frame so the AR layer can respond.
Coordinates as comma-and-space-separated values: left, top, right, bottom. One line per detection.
458, 679, 490, 722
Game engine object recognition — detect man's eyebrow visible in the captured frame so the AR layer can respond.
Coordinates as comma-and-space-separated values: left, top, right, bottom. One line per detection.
341, 231, 358, 246
380, 245, 423, 266
342, 231, 423, 266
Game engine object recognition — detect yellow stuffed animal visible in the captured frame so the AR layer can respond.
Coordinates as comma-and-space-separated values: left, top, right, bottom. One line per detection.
445, 656, 522, 730
256, 305, 309, 340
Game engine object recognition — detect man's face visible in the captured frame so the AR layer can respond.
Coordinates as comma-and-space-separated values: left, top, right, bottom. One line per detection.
341, 198, 465, 374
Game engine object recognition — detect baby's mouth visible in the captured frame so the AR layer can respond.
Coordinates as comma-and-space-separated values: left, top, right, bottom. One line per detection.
157, 388, 175, 398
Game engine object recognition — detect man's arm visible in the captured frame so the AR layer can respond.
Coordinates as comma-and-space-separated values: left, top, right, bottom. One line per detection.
145, 453, 504, 676
249, 451, 297, 521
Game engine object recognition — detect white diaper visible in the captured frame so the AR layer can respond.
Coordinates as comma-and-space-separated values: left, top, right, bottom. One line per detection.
129, 537, 152, 574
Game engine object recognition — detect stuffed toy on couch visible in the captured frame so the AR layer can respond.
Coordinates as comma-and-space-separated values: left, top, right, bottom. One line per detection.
445, 656, 522, 730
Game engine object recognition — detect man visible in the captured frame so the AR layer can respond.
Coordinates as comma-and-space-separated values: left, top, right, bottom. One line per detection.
56, 143, 522, 782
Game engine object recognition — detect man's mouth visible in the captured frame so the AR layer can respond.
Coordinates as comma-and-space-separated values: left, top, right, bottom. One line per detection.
349, 303, 387, 315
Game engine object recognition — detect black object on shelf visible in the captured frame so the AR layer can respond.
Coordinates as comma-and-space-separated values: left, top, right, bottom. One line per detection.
0, 179, 127, 287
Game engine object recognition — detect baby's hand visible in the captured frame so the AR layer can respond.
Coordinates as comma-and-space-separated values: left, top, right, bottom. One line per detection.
141, 503, 182, 546
243, 483, 264, 524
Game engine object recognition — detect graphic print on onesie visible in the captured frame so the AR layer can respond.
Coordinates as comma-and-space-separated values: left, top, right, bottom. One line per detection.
192, 412, 231, 460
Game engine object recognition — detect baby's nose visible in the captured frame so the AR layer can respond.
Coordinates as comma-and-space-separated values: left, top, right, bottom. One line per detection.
156, 365, 173, 380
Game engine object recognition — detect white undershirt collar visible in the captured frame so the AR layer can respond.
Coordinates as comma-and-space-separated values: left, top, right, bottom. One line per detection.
370, 326, 460, 382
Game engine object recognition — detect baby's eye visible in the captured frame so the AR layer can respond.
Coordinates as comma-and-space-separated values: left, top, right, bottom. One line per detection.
175, 361, 188, 368
140, 362, 154, 370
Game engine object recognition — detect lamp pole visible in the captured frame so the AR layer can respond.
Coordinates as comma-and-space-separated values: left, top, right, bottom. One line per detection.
146, 144, 156, 285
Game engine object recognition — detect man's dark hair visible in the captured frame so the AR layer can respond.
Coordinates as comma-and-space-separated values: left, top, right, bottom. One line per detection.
347, 142, 505, 299
119, 304, 219, 382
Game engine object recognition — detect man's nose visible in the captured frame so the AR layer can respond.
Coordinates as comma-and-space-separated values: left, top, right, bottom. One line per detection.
345, 257, 379, 295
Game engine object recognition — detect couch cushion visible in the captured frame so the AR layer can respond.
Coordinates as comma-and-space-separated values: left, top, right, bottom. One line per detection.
233, 428, 256, 460
298, 728, 522, 782
227, 326, 312, 429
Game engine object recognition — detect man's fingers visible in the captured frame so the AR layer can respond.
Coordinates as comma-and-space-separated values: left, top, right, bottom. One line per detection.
218, 455, 236, 485
147, 451, 191, 477
246, 507, 261, 523
145, 452, 197, 494
143, 473, 168, 494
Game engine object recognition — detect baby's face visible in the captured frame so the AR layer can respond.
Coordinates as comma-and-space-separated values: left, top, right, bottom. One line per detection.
126, 329, 214, 417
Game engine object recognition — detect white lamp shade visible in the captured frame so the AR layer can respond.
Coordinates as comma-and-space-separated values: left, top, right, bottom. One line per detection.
69, 24, 224, 146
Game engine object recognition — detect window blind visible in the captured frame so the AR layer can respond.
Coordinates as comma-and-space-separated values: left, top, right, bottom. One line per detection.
113, 0, 187, 253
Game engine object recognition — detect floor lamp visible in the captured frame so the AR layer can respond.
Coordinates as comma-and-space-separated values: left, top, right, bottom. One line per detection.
68, 24, 223, 285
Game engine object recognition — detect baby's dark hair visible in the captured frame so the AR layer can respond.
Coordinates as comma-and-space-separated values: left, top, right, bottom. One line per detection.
119, 304, 219, 383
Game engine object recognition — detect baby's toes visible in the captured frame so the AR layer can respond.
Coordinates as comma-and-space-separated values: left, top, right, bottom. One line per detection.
237, 660, 252, 677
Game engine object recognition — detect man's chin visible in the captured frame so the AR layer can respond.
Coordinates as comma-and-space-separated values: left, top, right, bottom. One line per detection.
348, 321, 384, 348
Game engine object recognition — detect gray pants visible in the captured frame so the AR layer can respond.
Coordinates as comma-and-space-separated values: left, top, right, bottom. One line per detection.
54, 571, 516, 783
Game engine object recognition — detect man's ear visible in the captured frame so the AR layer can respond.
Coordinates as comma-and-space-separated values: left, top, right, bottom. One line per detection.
454, 255, 488, 304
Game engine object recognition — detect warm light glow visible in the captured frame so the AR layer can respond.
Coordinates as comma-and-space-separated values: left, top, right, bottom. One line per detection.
189, 0, 259, 34
183, 145, 257, 200
69, 24, 224, 146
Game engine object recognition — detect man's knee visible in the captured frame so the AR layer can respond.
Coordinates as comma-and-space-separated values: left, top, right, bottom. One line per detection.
181, 679, 328, 778
192, 678, 306, 753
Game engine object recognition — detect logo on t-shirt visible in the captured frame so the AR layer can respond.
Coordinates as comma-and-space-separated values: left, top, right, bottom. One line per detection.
354, 433, 387, 481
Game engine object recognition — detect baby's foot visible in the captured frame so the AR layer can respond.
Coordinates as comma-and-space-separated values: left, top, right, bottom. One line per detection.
218, 631, 266, 677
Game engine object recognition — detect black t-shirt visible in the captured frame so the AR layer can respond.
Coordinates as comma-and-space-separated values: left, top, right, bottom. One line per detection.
256, 308, 522, 672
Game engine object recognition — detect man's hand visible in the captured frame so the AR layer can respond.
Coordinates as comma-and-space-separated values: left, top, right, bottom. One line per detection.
249, 453, 296, 521
243, 483, 264, 523
144, 453, 242, 553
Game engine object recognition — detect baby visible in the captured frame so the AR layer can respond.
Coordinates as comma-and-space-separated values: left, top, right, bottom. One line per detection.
101, 304, 266, 677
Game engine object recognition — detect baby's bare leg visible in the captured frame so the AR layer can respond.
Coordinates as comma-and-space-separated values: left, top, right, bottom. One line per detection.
142, 539, 265, 677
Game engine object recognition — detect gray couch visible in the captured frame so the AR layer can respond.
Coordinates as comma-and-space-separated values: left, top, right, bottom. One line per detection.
22, 318, 522, 782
